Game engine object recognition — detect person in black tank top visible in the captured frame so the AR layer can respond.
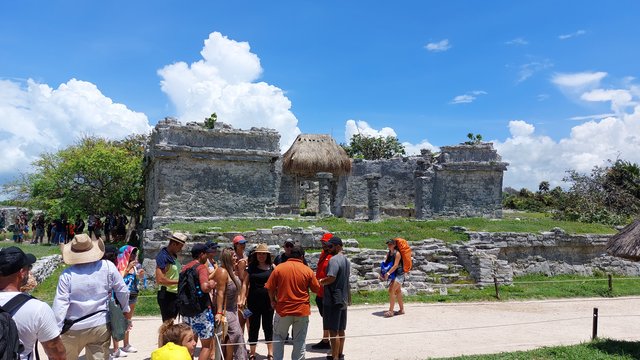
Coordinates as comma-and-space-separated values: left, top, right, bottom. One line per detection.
246, 244, 275, 360
382, 239, 405, 318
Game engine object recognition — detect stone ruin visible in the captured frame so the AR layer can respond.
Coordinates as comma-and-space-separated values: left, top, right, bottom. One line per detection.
143, 119, 508, 228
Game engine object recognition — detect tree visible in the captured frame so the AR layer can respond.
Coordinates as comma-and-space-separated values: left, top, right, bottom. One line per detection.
538, 181, 550, 193
464, 133, 483, 145
26, 135, 147, 221
204, 112, 217, 129
342, 134, 406, 160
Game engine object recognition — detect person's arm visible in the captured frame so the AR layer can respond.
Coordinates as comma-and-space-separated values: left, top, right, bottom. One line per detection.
238, 261, 249, 309
110, 262, 131, 313
384, 251, 402, 280
41, 336, 66, 360
267, 288, 277, 310
198, 265, 215, 292
155, 266, 178, 286
52, 271, 71, 329
309, 272, 321, 294
214, 267, 228, 323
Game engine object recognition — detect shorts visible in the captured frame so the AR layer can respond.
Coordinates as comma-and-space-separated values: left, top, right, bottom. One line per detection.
183, 308, 215, 339
392, 273, 405, 284
322, 303, 347, 331
315, 295, 324, 317
128, 293, 138, 305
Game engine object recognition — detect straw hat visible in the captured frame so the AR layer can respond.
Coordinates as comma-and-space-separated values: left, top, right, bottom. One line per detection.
254, 243, 270, 253
168, 232, 188, 244
62, 234, 106, 265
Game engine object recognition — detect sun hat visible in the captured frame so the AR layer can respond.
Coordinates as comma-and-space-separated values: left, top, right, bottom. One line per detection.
321, 233, 333, 242
62, 234, 106, 265
328, 236, 343, 247
168, 232, 188, 244
254, 243, 270, 253
233, 235, 247, 245
0, 246, 36, 276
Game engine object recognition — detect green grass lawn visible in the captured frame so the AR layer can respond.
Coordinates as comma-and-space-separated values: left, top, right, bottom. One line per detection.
0, 240, 62, 258
165, 211, 618, 249
433, 339, 640, 359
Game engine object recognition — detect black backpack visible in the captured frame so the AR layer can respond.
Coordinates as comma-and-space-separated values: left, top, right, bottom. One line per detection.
0, 293, 33, 360
177, 263, 209, 317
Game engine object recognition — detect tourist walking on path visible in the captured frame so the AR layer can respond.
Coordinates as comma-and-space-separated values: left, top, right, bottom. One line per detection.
180, 244, 216, 360
117, 245, 145, 355
246, 243, 275, 360
53, 234, 130, 360
311, 233, 334, 350
0, 246, 66, 360
212, 248, 248, 360
155, 232, 186, 322
319, 236, 351, 360
266, 244, 321, 360
381, 239, 405, 318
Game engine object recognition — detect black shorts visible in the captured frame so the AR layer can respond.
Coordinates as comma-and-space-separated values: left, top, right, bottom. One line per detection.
315, 295, 324, 317
322, 303, 347, 331
157, 287, 179, 322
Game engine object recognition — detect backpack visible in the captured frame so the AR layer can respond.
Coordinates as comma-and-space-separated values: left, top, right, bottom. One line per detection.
393, 238, 413, 273
177, 263, 209, 317
0, 293, 33, 360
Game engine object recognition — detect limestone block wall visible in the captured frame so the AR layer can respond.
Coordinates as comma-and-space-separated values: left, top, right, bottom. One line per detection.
144, 119, 281, 228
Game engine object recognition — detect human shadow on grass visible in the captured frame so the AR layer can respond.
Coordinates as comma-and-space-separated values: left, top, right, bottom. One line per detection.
589, 338, 640, 359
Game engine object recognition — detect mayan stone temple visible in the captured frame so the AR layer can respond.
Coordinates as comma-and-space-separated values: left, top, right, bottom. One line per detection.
143, 118, 509, 229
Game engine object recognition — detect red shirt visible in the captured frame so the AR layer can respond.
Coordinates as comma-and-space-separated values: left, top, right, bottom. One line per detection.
265, 258, 320, 317
181, 260, 209, 289
315, 251, 332, 298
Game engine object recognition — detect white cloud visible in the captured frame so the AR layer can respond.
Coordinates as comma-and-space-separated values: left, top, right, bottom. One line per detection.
581, 89, 634, 112
537, 94, 550, 101
0, 78, 151, 184
551, 71, 607, 90
450, 90, 487, 104
569, 113, 616, 121
344, 119, 438, 156
505, 37, 528, 46
425, 39, 451, 52
158, 32, 300, 152
559, 30, 586, 40
494, 105, 640, 190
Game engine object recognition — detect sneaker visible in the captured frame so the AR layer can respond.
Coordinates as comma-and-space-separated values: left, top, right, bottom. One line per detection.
311, 340, 331, 349
113, 349, 128, 358
121, 345, 138, 353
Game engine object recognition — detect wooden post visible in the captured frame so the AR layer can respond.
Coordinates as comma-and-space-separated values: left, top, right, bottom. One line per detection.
493, 276, 500, 300
608, 274, 613, 293
592, 308, 598, 340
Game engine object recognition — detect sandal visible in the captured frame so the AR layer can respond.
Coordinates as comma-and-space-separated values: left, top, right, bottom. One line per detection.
267, 356, 274, 360
395, 310, 405, 315
249, 356, 256, 360
383, 310, 394, 318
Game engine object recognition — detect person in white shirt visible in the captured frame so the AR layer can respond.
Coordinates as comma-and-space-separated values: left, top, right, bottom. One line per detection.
0, 246, 66, 360
53, 234, 130, 360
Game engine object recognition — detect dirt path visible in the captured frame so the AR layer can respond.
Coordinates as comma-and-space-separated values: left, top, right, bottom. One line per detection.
79, 296, 640, 359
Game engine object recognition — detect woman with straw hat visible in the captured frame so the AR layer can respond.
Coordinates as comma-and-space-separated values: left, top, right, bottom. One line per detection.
246, 244, 275, 360
53, 234, 130, 360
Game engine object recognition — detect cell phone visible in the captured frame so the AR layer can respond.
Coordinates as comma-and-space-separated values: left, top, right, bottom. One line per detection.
242, 308, 253, 319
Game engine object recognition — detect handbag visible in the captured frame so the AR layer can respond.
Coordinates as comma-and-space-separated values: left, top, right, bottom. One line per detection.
108, 297, 128, 341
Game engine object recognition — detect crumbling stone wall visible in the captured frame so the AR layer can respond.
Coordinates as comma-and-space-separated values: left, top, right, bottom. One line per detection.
144, 118, 281, 228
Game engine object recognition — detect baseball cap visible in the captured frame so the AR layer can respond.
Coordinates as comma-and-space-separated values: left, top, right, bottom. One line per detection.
386, 239, 396, 245
191, 243, 208, 258
328, 236, 343, 247
205, 240, 219, 253
233, 235, 247, 245
321, 233, 333, 242
0, 246, 36, 276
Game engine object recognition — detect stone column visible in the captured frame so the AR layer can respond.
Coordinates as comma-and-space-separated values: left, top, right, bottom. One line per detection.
365, 173, 381, 222
316, 172, 334, 217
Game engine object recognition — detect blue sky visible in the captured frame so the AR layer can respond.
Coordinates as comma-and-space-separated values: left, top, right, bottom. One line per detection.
1, 1, 640, 190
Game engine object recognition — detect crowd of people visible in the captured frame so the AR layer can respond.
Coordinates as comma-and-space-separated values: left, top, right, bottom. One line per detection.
0, 211, 131, 245
1, 228, 411, 360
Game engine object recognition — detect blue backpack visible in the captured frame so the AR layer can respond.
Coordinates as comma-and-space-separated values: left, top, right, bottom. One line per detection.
380, 260, 396, 280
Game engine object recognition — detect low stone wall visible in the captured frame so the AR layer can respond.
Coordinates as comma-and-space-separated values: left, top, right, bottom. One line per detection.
32, 254, 62, 285
142, 227, 640, 294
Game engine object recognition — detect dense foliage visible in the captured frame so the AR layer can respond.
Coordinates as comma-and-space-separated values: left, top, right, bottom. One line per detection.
341, 133, 406, 160
503, 159, 640, 225
6, 135, 147, 219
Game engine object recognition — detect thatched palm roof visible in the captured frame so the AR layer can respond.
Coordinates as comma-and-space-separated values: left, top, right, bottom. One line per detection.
282, 134, 351, 177
606, 219, 640, 261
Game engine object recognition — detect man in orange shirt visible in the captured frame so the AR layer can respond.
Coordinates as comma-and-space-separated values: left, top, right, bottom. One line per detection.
265, 244, 320, 360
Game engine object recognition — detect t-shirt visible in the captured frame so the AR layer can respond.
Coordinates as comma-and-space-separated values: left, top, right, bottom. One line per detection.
151, 342, 192, 360
0, 292, 60, 360
265, 258, 320, 317
156, 247, 181, 293
315, 251, 332, 298
324, 253, 351, 308
180, 260, 210, 288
